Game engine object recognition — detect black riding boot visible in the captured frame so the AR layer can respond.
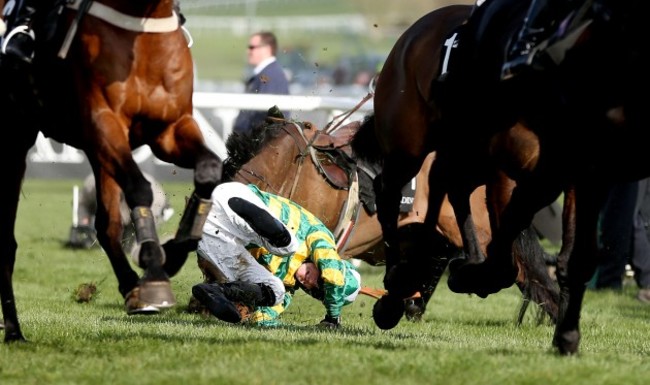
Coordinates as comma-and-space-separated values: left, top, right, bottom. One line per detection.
192, 281, 276, 323
192, 282, 242, 323
501, 0, 558, 79
1, 0, 38, 63
222, 281, 276, 307
228, 197, 292, 247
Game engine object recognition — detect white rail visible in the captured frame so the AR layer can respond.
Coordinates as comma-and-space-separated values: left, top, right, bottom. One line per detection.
27, 92, 374, 175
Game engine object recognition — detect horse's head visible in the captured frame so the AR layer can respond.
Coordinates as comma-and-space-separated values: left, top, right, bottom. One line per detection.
224, 113, 352, 230
223, 119, 288, 181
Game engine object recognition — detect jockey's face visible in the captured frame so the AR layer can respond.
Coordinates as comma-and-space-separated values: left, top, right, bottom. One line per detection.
296, 262, 319, 289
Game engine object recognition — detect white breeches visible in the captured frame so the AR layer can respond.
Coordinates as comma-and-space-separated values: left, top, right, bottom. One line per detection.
197, 230, 285, 306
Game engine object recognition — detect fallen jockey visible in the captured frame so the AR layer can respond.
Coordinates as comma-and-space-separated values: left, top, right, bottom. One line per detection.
189, 181, 361, 328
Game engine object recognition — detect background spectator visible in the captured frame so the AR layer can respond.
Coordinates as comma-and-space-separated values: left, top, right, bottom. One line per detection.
232, 31, 290, 135
590, 179, 650, 303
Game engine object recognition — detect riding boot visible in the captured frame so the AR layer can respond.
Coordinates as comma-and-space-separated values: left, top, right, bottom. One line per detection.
222, 281, 276, 307
191, 282, 242, 323
227, 197, 292, 248
192, 281, 275, 323
501, 0, 557, 79
1, 0, 38, 63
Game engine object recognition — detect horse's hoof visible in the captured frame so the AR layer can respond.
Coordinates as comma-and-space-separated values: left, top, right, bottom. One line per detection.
4, 334, 28, 344
404, 298, 424, 322
372, 295, 405, 330
448, 256, 467, 275
124, 287, 161, 315
138, 280, 176, 308
553, 330, 581, 355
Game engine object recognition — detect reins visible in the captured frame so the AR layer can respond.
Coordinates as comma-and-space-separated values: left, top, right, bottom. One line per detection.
235, 117, 363, 254
236, 119, 312, 200
323, 83, 375, 135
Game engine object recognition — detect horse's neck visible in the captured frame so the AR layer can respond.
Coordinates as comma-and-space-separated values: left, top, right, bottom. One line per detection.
240, 134, 302, 197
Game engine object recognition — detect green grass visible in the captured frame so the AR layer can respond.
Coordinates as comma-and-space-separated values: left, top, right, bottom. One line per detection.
2, 179, 650, 385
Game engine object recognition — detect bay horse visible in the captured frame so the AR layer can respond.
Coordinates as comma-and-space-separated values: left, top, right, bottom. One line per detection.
350, 4, 559, 330
420, 0, 647, 354
0, 0, 222, 342
218, 110, 558, 324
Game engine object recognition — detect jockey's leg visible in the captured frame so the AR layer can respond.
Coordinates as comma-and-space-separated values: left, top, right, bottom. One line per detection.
1, 0, 37, 63
227, 197, 292, 248
502, 0, 575, 79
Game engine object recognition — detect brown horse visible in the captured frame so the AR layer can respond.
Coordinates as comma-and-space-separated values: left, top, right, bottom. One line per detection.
220, 111, 557, 323
0, 1, 221, 342
349, 4, 559, 329
403, 0, 647, 355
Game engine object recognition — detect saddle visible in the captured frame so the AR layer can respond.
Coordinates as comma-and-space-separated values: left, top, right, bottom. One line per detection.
309, 121, 359, 190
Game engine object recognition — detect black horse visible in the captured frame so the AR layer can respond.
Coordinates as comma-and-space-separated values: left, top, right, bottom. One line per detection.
350, 4, 559, 329
431, 0, 648, 355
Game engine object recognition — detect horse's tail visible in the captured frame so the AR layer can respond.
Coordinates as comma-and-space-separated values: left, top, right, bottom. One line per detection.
351, 114, 383, 164
513, 227, 560, 326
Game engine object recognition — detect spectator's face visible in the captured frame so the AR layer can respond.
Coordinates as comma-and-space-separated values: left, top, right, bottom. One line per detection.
247, 34, 272, 66
296, 262, 319, 289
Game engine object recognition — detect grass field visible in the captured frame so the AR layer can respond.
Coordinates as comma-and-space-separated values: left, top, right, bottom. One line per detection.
2, 179, 650, 384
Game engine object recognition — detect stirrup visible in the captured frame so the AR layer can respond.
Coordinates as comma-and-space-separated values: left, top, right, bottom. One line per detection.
501, 53, 535, 80
501, 38, 551, 81
1, 25, 36, 63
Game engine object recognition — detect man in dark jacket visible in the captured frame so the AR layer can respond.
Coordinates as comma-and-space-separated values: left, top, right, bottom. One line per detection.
232, 31, 290, 135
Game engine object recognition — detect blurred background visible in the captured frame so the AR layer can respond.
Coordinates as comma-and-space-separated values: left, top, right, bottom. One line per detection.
184, 0, 474, 95
26, 0, 476, 180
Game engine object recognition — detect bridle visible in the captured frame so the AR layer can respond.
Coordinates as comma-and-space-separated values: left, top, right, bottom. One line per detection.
236, 120, 318, 200
234, 118, 362, 253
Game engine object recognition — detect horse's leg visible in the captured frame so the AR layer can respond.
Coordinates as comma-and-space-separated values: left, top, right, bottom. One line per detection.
376, 154, 424, 286
446, 183, 485, 264
376, 156, 408, 273
372, 154, 422, 330
401, 153, 456, 321
553, 183, 604, 355
91, 170, 161, 313
554, 185, 576, 324
0, 154, 28, 343
148, 114, 222, 277
0, 122, 39, 342
449, 176, 561, 298
512, 226, 560, 324
420, 151, 485, 298
381, 154, 452, 324
403, 225, 461, 321
85, 112, 173, 309
487, 171, 559, 323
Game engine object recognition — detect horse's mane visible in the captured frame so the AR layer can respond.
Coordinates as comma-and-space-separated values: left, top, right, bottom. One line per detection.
222, 121, 286, 181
